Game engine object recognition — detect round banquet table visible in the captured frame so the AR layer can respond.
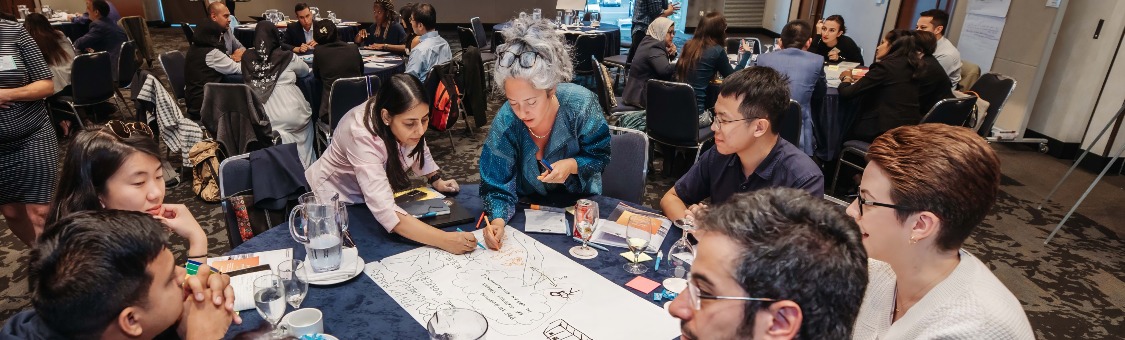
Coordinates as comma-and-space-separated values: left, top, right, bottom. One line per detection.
222, 184, 684, 339
233, 21, 359, 50
492, 21, 621, 56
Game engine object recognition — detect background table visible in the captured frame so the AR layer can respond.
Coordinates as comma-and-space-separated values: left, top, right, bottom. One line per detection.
222, 184, 684, 339
53, 21, 88, 42
234, 22, 359, 50
492, 21, 621, 56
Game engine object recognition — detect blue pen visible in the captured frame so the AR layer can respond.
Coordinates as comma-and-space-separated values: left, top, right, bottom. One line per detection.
457, 228, 487, 250
539, 159, 554, 172
572, 237, 608, 251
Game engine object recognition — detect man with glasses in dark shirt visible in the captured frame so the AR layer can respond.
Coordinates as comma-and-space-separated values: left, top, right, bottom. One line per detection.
667, 187, 868, 339
660, 67, 823, 223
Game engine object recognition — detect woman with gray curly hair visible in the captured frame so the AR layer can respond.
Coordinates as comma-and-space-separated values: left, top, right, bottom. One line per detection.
478, 17, 612, 250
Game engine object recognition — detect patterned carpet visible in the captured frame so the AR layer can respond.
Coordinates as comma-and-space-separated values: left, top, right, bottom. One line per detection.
0, 27, 1121, 339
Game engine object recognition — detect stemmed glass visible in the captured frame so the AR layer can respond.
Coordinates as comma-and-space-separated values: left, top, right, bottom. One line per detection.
278, 260, 309, 309
254, 274, 288, 339
569, 199, 600, 259
623, 215, 653, 274
669, 217, 697, 279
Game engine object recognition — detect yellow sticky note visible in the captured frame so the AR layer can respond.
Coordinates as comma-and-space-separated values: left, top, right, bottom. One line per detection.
621, 252, 653, 263
827, 65, 840, 71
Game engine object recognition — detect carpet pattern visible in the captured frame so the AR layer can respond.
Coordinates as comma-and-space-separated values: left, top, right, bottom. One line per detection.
0, 28, 1120, 339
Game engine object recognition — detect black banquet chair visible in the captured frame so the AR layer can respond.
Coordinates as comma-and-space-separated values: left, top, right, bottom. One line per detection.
56, 51, 121, 126
646, 79, 713, 177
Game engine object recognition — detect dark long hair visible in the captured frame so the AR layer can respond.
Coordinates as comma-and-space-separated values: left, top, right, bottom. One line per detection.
676, 11, 727, 82
824, 14, 847, 34
23, 13, 69, 66
49, 128, 162, 225
363, 74, 432, 191
881, 29, 924, 80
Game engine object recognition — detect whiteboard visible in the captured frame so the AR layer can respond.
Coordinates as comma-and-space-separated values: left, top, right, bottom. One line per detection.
364, 227, 681, 340
958, 13, 1006, 73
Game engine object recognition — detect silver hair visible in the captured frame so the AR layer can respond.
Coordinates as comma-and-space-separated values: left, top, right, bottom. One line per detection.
492, 16, 574, 93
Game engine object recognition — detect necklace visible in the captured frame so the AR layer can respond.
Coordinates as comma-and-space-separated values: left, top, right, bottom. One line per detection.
528, 127, 549, 139
892, 263, 957, 319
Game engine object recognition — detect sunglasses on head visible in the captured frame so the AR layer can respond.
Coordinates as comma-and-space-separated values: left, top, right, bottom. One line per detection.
104, 120, 153, 139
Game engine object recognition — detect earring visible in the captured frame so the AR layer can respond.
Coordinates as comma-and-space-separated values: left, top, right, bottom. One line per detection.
909, 237, 918, 244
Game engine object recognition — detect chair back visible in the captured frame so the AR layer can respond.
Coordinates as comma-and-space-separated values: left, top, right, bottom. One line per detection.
969, 73, 1016, 137
159, 50, 187, 100
71, 52, 116, 106
218, 153, 251, 247
181, 23, 194, 45
573, 33, 606, 74
778, 100, 802, 146
646, 79, 702, 146
118, 41, 138, 88
119, 16, 155, 65
959, 60, 981, 90
602, 126, 649, 204
329, 75, 382, 131
590, 59, 611, 115
457, 27, 478, 49
470, 17, 488, 49
921, 96, 977, 126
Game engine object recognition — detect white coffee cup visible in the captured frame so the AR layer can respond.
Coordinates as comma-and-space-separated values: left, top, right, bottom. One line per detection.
280, 308, 324, 337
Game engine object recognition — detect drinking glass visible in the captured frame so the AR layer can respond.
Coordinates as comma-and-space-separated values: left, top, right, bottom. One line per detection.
669, 218, 697, 279
533, 8, 542, 21
427, 308, 488, 340
568, 199, 600, 260
254, 274, 288, 339
623, 215, 653, 274
278, 260, 309, 309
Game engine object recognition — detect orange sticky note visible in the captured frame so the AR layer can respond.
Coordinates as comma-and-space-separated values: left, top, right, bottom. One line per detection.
615, 211, 662, 234
625, 276, 662, 294
210, 257, 260, 272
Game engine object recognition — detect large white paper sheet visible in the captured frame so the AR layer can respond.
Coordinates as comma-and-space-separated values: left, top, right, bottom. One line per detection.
364, 228, 681, 339
959, 13, 1006, 73
967, 0, 1011, 18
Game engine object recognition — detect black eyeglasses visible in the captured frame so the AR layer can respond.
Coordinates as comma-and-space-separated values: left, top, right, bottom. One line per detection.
708, 111, 754, 129
686, 273, 775, 311
104, 120, 153, 138
498, 50, 544, 68
847, 189, 914, 217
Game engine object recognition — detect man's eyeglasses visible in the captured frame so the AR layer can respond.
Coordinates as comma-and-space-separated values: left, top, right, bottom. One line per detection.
847, 189, 915, 217
104, 120, 153, 138
498, 50, 544, 68
708, 111, 754, 129
686, 273, 776, 311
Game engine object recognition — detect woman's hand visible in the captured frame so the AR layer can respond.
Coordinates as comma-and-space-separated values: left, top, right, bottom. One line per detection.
840, 69, 854, 83
356, 29, 368, 43
828, 49, 840, 61
537, 158, 578, 184
483, 218, 506, 250
668, 43, 678, 57
438, 231, 477, 254
432, 178, 460, 194
816, 19, 825, 34
153, 204, 207, 244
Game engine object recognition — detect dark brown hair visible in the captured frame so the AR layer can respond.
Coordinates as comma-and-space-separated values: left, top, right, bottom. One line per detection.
882, 29, 925, 79
23, 13, 69, 66
913, 29, 938, 56
676, 11, 726, 82
866, 124, 1001, 251
50, 128, 163, 225
363, 73, 431, 191
824, 14, 846, 34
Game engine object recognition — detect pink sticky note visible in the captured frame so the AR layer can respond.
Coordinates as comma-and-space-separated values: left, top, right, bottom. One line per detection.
625, 276, 662, 294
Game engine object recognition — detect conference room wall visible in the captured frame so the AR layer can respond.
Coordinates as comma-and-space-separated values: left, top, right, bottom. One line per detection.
223, 0, 560, 24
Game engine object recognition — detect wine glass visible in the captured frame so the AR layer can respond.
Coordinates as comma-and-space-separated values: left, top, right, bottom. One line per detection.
623, 215, 653, 274
278, 260, 309, 309
569, 199, 599, 260
254, 274, 288, 339
669, 218, 697, 279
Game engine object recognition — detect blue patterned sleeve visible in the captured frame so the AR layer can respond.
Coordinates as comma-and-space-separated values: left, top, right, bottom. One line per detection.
479, 105, 520, 222
571, 90, 612, 193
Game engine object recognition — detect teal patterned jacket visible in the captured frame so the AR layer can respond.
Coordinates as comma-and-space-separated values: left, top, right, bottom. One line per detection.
479, 83, 612, 221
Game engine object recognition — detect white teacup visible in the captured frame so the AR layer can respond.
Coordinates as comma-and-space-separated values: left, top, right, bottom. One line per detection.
280, 308, 324, 337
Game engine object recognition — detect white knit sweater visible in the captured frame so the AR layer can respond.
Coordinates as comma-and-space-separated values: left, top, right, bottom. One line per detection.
852, 250, 1034, 340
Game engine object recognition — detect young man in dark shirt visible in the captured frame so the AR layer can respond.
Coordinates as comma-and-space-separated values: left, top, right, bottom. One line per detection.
660, 67, 824, 223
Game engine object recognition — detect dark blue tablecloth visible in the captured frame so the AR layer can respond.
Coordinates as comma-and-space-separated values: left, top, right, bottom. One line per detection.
492, 21, 621, 56
222, 184, 684, 339
234, 24, 358, 50
814, 88, 860, 161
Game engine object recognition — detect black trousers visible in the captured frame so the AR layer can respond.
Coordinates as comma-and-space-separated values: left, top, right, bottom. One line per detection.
627, 29, 646, 64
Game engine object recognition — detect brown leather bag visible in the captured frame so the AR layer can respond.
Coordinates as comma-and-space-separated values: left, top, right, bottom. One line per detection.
189, 140, 225, 202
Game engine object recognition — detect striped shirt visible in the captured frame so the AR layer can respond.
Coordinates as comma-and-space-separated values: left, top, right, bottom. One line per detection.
0, 20, 52, 143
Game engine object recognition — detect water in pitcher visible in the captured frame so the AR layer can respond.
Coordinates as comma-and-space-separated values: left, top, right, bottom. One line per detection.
308, 234, 342, 272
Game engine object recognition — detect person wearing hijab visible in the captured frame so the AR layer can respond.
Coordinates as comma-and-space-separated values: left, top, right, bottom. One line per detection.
242, 21, 317, 167
622, 16, 677, 108
185, 20, 241, 119
313, 19, 364, 124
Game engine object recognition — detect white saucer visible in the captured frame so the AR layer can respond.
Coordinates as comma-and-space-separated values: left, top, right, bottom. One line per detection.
308, 256, 364, 286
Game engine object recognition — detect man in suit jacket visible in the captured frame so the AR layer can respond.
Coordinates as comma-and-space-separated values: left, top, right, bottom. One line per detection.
754, 20, 826, 157
70, 0, 120, 25
283, 2, 317, 54
73, 0, 128, 77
